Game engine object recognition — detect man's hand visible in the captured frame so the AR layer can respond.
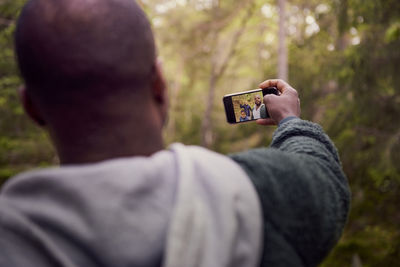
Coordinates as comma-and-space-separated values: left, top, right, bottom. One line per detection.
257, 79, 301, 126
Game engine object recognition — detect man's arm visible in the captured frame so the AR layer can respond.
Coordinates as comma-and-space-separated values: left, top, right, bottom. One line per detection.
230, 80, 350, 267
230, 119, 350, 266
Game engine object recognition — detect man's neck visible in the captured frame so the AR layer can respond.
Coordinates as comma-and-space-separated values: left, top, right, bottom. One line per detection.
49, 110, 165, 165
57, 135, 164, 165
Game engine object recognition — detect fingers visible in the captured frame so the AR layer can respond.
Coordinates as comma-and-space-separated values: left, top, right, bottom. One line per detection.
256, 94, 278, 126
259, 79, 298, 97
256, 118, 276, 126
259, 79, 288, 89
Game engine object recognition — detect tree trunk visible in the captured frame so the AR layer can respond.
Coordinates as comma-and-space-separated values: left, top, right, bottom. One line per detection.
165, 59, 184, 143
200, 2, 255, 148
336, 0, 350, 50
256, 22, 267, 83
201, 69, 217, 148
278, 0, 288, 81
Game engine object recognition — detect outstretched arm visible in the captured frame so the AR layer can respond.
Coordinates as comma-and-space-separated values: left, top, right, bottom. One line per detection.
229, 80, 350, 267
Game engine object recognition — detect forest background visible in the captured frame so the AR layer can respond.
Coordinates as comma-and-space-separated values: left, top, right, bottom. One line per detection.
0, 0, 399, 266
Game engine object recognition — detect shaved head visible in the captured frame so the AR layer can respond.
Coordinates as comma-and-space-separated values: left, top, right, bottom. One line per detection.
14, 0, 167, 163
16, 0, 156, 106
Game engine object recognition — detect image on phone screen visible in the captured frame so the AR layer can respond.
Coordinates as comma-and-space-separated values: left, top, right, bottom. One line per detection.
232, 91, 264, 122
223, 87, 278, 124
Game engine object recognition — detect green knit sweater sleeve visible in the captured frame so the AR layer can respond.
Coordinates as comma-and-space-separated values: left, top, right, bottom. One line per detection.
229, 118, 350, 267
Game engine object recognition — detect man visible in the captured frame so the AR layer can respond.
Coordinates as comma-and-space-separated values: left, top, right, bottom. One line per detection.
0, 0, 350, 266
252, 94, 264, 119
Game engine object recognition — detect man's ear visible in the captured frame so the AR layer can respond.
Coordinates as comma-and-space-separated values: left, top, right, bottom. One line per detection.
151, 60, 168, 126
152, 60, 167, 105
18, 86, 46, 126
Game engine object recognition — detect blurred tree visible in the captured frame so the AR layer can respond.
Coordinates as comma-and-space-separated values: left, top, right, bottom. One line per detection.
200, 0, 256, 147
0, 0, 57, 186
320, 0, 400, 265
277, 0, 288, 80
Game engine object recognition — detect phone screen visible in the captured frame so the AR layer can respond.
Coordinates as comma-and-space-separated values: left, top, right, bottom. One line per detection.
223, 87, 278, 124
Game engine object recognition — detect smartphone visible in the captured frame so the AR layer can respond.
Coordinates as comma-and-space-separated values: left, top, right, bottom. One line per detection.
223, 87, 279, 124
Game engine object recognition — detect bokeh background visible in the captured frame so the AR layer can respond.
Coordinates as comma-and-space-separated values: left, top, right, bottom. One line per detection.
1, 0, 399, 266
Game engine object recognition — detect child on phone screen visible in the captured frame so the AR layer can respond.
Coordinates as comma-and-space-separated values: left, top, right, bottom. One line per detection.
239, 109, 249, 122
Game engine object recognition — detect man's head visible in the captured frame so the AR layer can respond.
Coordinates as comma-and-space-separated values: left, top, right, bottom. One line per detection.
15, 0, 167, 163
16, 0, 159, 103
240, 110, 246, 118
254, 95, 261, 106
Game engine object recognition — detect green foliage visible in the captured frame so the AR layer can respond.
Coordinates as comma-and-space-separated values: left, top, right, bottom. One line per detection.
318, 0, 400, 265
0, 0, 57, 186
385, 21, 400, 43
0, 0, 399, 265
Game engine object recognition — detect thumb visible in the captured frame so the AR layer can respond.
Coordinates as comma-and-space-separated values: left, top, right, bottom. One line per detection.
263, 93, 278, 105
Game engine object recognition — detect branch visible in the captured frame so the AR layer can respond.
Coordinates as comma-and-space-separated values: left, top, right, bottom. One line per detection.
214, 1, 256, 80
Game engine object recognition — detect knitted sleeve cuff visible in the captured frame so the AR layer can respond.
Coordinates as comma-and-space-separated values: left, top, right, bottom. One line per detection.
278, 116, 299, 127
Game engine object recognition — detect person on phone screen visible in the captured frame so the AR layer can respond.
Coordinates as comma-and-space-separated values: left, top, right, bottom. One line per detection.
0, 1, 350, 267
239, 109, 249, 122
240, 100, 252, 120
252, 94, 265, 119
